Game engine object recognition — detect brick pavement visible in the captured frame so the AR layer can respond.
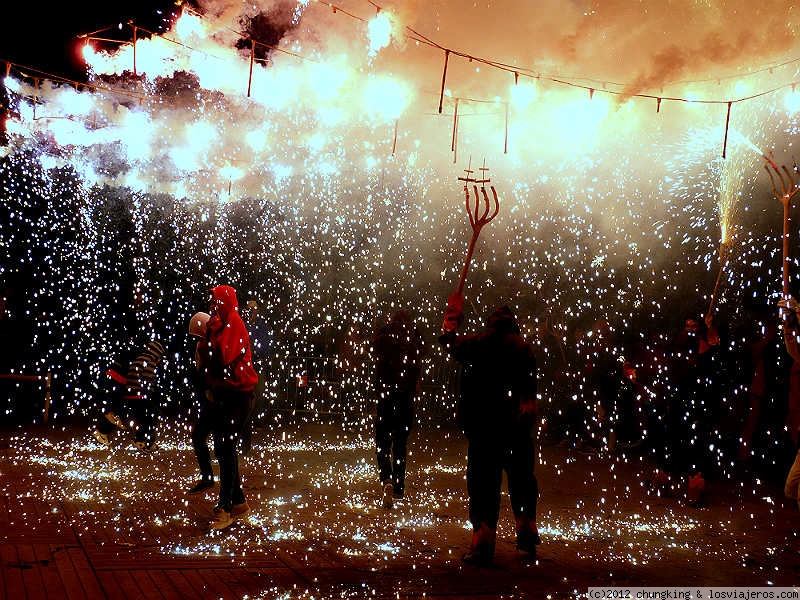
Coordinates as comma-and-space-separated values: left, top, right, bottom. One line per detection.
1, 422, 799, 599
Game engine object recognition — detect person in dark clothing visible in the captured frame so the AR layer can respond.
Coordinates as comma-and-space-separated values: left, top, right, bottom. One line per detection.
129, 340, 167, 451
91, 345, 138, 447
668, 313, 720, 504
613, 361, 647, 450
92, 340, 165, 449
738, 319, 784, 468
531, 316, 568, 443
187, 311, 215, 494
372, 309, 423, 508
439, 295, 540, 566
576, 318, 621, 452
199, 285, 259, 530
778, 296, 800, 509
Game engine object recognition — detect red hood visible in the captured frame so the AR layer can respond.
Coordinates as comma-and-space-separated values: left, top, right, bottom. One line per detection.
203, 284, 259, 392
211, 285, 239, 323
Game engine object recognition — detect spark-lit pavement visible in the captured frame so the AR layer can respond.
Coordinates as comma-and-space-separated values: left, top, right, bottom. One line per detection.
1, 420, 798, 599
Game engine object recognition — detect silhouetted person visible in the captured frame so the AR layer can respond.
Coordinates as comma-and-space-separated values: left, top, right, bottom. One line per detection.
738, 319, 783, 469
668, 313, 720, 504
187, 311, 215, 494
130, 340, 167, 451
778, 296, 800, 509
440, 296, 539, 566
372, 309, 423, 508
91, 343, 137, 447
92, 340, 165, 450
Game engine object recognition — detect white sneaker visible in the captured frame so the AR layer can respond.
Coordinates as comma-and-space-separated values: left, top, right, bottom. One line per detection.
382, 481, 394, 509
133, 440, 155, 453
92, 430, 110, 447
211, 507, 234, 530
231, 502, 250, 518
104, 412, 127, 430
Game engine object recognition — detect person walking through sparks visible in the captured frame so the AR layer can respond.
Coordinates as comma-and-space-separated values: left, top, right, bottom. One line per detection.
439, 295, 540, 566
778, 295, 800, 510
372, 309, 424, 509
91, 342, 136, 447
126, 340, 167, 452
199, 285, 259, 530
187, 311, 215, 494
92, 340, 165, 451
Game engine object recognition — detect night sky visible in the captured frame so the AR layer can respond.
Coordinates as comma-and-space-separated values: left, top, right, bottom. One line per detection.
0, 2, 182, 81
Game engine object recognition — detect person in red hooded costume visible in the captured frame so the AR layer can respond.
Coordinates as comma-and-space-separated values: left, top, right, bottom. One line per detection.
198, 285, 259, 530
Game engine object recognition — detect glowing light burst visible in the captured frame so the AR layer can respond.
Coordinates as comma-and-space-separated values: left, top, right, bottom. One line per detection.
510, 81, 539, 112
366, 12, 395, 58
786, 90, 800, 114
174, 11, 207, 41
362, 76, 411, 121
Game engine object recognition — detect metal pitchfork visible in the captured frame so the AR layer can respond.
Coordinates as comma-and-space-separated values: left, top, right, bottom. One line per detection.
454, 160, 500, 296
763, 154, 800, 299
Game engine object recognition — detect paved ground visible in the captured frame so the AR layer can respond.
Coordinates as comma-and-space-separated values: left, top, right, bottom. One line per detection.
1, 419, 799, 599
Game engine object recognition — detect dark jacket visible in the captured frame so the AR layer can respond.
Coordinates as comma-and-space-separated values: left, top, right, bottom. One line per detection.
373, 311, 423, 394
440, 307, 537, 439
123, 341, 165, 400
102, 344, 137, 400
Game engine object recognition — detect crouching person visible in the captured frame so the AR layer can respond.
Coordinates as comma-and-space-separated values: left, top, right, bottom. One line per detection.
91, 346, 136, 447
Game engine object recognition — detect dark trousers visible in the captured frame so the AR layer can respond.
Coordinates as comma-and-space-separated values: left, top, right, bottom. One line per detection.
192, 398, 214, 481
466, 430, 538, 533
96, 390, 126, 435
97, 418, 115, 435
375, 389, 414, 495
133, 395, 158, 445
667, 382, 713, 476
210, 388, 252, 511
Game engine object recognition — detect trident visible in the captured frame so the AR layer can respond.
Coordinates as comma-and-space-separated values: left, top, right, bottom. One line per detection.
763, 155, 800, 304
454, 159, 500, 296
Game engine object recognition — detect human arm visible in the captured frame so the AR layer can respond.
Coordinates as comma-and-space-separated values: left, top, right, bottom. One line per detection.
518, 344, 538, 417
779, 297, 800, 363
704, 314, 720, 347
784, 323, 800, 364
442, 293, 464, 334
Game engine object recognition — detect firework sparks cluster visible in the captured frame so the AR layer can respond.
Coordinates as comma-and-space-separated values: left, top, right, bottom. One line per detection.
0, 0, 799, 463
